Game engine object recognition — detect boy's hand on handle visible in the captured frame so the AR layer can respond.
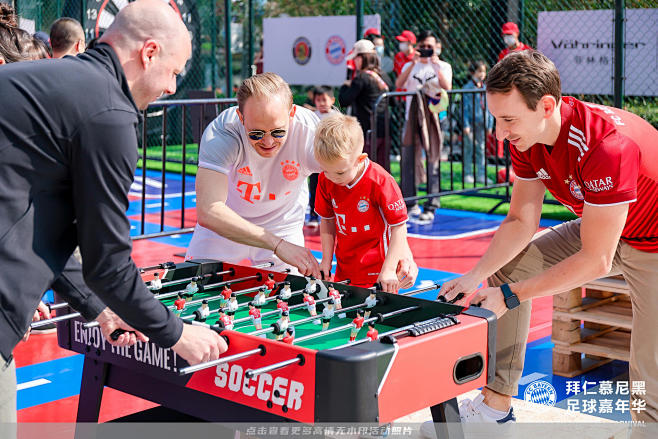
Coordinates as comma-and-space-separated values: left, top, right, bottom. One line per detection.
396, 257, 418, 289
172, 324, 228, 366
378, 269, 400, 294
319, 259, 333, 281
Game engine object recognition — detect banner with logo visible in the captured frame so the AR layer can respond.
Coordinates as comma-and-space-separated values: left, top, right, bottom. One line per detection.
263, 15, 381, 86
537, 9, 657, 96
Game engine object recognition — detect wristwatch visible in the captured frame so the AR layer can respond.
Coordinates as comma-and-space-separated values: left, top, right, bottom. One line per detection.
500, 283, 521, 310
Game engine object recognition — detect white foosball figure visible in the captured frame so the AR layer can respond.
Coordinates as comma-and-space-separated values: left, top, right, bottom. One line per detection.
279, 281, 292, 301
149, 272, 162, 291
321, 299, 335, 331
364, 292, 377, 319
195, 299, 210, 322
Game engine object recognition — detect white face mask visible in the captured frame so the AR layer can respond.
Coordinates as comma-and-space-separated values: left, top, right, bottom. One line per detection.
503, 35, 517, 47
399, 42, 409, 52
375, 46, 384, 57
473, 75, 482, 84
435, 47, 442, 56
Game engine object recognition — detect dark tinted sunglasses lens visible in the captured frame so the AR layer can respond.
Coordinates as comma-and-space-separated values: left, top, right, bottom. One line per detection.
271, 130, 287, 138
248, 131, 265, 140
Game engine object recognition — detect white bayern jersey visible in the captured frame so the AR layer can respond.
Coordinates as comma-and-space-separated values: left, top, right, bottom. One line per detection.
187, 105, 322, 255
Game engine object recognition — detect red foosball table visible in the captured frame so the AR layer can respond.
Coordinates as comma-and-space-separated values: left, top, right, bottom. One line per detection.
55, 260, 496, 436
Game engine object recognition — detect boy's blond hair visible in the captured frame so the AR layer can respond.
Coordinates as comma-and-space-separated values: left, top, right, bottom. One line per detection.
314, 114, 364, 162
236, 72, 293, 112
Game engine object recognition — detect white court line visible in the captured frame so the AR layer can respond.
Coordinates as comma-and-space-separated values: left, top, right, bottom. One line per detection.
407, 225, 500, 240
128, 190, 196, 200
17, 378, 51, 391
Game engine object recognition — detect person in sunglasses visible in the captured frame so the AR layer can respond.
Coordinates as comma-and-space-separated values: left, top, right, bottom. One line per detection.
186, 73, 323, 277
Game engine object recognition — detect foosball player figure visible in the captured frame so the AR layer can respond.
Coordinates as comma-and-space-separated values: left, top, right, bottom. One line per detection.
194, 299, 210, 322
184, 277, 199, 297
173, 293, 186, 316
273, 311, 290, 341
218, 309, 233, 330
264, 273, 276, 294
328, 287, 346, 318
366, 321, 378, 341
305, 276, 318, 295
227, 292, 239, 322
220, 283, 232, 307
149, 272, 162, 291
321, 299, 335, 331
279, 281, 292, 300
303, 291, 320, 324
248, 302, 262, 330
276, 295, 289, 314
350, 310, 365, 342
253, 287, 267, 306
282, 327, 295, 344
364, 291, 377, 319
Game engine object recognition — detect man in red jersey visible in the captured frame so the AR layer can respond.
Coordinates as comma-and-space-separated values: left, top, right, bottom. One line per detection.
440, 51, 658, 425
497, 22, 532, 62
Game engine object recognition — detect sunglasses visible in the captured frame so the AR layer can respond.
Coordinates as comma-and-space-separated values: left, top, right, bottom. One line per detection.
247, 128, 287, 141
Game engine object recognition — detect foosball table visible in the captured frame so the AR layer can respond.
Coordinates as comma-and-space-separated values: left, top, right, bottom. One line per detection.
54, 260, 496, 434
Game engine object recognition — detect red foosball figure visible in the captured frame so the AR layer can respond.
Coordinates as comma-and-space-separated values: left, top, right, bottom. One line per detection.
350, 309, 365, 342
366, 322, 378, 341
276, 296, 289, 313
221, 283, 232, 307
218, 309, 233, 330
248, 302, 262, 330
328, 287, 346, 318
174, 293, 186, 316
281, 327, 295, 344
264, 273, 276, 294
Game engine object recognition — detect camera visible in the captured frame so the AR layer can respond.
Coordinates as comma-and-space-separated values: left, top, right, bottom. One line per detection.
419, 48, 434, 58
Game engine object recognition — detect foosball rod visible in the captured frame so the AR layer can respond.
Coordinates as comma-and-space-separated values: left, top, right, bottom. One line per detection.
292, 305, 420, 344
178, 346, 265, 376
231, 293, 339, 328
245, 355, 305, 379
31, 311, 81, 328
138, 261, 176, 273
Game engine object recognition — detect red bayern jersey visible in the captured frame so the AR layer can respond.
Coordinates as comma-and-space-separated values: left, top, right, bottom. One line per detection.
221, 288, 232, 300
277, 302, 289, 312
510, 96, 658, 252
353, 316, 365, 329
174, 298, 186, 310
265, 279, 276, 290
316, 160, 408, 285
282, 335, 294, 344
249, 308, 261, 319
497, 42, 533, 62
394, 51, 414, 76
219, 314, 232, 327
303, 295, 315, 306
367, 328, 378, 341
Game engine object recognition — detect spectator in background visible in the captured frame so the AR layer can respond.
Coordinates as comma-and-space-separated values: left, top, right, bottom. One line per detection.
307, 86, 340, 228
497, 22, 532, 62
0, 5, 50, 63
50, 17, 85, 58
302, 86, 316, 111
339, 39, 391, 169
365, 30, 393, 74
254, 38, 264, 74
462, 60, 494, 185
33, 30, 52, 57
393, 30, 416, 76
395, 30, 452, 221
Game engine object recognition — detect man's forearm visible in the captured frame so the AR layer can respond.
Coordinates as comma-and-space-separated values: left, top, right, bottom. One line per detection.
513, 250, 609, 302
469, 216, 538, 281
198, 201, 281, 250
395, 66, 414, 89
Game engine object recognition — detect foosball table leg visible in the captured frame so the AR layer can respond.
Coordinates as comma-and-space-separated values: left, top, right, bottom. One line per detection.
429, 397, 464, 439
76, 356, 109, 422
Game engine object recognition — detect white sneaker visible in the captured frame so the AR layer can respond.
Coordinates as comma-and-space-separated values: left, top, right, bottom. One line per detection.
418, 210, 434, 222
419, 395, 515, 439
408, 204, 422, 217
464, 175, 475, 184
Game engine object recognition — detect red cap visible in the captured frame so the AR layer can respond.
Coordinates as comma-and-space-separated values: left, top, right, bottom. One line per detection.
363, 27, 381, 38
501, 22, 520, 35
395, 30, 416, 45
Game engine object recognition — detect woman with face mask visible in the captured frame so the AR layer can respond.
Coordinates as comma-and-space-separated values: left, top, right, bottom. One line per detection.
393, 30, 416, 76
497, 22, 532, 62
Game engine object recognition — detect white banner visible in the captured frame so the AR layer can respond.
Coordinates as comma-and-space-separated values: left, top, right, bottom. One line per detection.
537, 9, 657, 96
263, 15, 381, 86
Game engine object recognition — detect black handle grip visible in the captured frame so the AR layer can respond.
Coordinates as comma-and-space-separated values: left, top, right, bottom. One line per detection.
110, 329, 135, 341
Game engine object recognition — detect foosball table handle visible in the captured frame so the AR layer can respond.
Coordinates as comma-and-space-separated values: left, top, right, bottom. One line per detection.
109, 329, 135, 341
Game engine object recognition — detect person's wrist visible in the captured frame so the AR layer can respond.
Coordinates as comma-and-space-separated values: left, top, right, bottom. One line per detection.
273, 238, 284, 254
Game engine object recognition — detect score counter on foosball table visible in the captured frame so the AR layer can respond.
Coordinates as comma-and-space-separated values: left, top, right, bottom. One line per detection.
56, 260, 496, 425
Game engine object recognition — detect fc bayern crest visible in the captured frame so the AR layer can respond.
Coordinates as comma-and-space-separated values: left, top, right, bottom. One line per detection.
524, 380, 557, 407
357, 198, 370, 213
281, 160, 300, 181
569, 180, 584, 200
325, 35, 346, 65
292, 37, 312, 65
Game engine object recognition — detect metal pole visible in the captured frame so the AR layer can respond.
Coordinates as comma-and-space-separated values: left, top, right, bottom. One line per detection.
224, 0, 232, 97
356, 0, 363, 40
211, 5, 217, 93
248, 0, 254, 76
613, 0, 625, 108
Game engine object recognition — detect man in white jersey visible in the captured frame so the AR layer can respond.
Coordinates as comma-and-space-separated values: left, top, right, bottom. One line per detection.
186, 73, 322, 276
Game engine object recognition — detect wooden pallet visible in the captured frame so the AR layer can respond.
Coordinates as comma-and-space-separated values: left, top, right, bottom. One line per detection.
552, 276, 632, 377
